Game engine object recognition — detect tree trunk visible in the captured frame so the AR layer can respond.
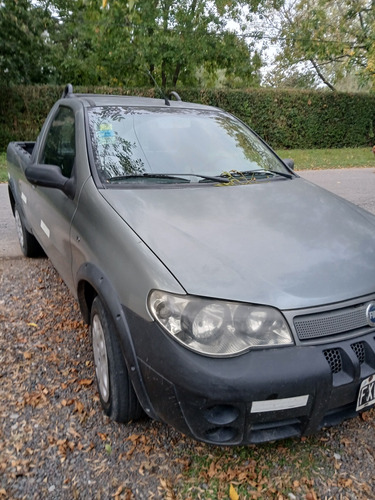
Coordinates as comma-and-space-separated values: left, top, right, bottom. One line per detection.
161, 60, 167, 88
148, 64, 155, 86
172, 62, 181, 87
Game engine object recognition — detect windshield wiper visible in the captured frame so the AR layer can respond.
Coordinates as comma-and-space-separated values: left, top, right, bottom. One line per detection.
264, 169, 294, 179
108, 174, 190, 183
108, 173, 229, 183
227, 169, 294, 180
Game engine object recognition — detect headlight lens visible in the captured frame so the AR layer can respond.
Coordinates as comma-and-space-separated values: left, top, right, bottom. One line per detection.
148, 291, 293, 356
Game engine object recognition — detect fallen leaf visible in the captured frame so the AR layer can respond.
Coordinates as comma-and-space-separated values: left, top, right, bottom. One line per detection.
229, 483, 239, 500
360, 410, 372, 422
127, 434, 140, 443
306, 490, 318, 500
68, 426, 81, 439
113, 485, 123, 497
74, 400, 85, 414
78, 379, 93, 386
61, 399, 75, 407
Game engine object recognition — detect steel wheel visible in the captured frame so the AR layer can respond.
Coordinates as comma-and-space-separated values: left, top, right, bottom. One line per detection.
14, 206, 43, 257
15, 208, 25, 250
92, 313, 110, 403
90, 296, 144, 422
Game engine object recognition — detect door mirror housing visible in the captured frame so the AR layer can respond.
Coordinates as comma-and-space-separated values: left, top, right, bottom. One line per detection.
25, 164, 75, 199
283, 158, 295, 171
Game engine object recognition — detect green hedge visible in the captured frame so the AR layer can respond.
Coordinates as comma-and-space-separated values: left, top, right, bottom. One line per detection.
1, 85, 374, 151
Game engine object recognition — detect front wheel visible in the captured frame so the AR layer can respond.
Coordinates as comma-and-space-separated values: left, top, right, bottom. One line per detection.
14, 206, 43, 257
90, 296, 144, 423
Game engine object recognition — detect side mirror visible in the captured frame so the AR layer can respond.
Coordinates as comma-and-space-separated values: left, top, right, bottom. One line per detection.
283, 158, 295, 171
25, 164, 75, 199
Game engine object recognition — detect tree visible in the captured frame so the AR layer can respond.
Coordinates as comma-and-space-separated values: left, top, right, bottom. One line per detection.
263, 66, 319, 89
0, 0, 53, 84
253, 0, 375, 91
47, 0, 263, 88
47, 0, 105, 85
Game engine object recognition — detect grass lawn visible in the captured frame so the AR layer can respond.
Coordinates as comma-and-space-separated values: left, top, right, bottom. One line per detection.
0, 152, 7, 182
276, 146, 375, 170
1, 147, 374, 183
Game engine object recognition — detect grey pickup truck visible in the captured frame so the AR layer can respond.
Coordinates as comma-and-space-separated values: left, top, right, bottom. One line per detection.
7, 85, 375, 445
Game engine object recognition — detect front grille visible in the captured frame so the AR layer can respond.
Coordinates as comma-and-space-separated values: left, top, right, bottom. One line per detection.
294, 302, 371, 341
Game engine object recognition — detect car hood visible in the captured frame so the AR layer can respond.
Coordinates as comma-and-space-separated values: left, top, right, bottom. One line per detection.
101, 178, 375, 310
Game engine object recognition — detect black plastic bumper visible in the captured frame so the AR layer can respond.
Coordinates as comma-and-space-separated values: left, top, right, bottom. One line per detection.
124, 307, 375, 445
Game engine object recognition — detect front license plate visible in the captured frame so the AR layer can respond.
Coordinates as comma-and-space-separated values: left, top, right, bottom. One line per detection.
356, 374, 375, 412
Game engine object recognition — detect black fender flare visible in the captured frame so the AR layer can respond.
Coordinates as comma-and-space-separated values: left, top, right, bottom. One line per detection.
76, 262, 158, 420
8, 181, 16, 215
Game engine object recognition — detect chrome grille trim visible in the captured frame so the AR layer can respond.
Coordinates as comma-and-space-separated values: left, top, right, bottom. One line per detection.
294, 302, 371, 341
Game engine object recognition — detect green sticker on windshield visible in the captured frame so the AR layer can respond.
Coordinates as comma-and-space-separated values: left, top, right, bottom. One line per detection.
97, 123, 115, 144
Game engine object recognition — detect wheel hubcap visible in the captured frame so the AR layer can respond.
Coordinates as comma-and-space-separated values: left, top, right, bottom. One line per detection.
14, 210, 24, 249
92, 314, 110, 403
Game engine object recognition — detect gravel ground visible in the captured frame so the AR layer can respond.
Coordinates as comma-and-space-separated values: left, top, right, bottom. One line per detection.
0, 257, 196, 499
1, 256, 375, 500
1, 172, 375, 499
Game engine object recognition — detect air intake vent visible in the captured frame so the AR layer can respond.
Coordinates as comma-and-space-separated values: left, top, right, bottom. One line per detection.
323, 349, 343, 374
351, 342, 366, 364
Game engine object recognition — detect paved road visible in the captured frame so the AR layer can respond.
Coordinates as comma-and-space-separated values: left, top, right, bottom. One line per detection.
0, 183, 22, 258
299, 167, 375, 215
1, 167, 375, 258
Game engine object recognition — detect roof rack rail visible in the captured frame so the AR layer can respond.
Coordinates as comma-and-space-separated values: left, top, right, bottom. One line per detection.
61, 84, 74, 98
169, 91, 182, 102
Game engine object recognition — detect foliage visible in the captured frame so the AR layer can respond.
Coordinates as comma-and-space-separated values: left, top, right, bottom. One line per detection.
0, 152, 7, 182
255, 0, 375, 91
76, 0, 262, 88
179, 87, 375, 148
1, 85, 375, 151
0, 0, 262, 88
0, 0, 54, 84
263, 68, 319, 90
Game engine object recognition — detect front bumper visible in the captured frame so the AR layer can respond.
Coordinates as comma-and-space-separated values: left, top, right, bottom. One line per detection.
125, 308, 375, 445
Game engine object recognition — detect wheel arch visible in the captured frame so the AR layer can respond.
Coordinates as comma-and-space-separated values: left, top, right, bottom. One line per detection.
8, 179, 34, 235
76, 262, 157, 420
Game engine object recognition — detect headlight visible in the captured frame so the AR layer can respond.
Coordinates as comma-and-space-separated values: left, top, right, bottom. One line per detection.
148, 291, 293, 357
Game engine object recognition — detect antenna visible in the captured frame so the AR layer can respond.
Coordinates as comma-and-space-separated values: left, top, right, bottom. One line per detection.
145, 67, 170, 106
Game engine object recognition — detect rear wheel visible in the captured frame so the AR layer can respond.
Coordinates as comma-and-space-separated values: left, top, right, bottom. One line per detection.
14, 206, 43, 257
90, 296, 144, 422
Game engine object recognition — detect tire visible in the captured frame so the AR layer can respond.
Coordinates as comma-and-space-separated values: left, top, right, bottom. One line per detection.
90, 296, 144, 423
14, 206, 43, 258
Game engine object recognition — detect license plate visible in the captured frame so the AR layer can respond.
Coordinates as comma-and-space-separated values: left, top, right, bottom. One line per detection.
356, 374, 375, 412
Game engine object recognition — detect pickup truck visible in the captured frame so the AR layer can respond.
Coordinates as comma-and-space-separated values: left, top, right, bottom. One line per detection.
7, 85, 375, 445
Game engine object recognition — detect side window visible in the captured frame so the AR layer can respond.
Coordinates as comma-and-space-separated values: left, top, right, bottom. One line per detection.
41, 107, 76, 178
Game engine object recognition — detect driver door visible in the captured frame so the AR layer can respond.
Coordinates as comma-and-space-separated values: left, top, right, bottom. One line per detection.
26, 105, 77, 288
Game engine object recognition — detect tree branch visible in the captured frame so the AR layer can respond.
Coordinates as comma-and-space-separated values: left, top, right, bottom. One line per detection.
309, 58, 336, 91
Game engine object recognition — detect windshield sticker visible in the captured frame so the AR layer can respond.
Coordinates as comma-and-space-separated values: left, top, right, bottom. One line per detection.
97, 123, 115, 144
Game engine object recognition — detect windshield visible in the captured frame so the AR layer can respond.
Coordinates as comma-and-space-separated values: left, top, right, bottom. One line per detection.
87, 106, 290, 184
